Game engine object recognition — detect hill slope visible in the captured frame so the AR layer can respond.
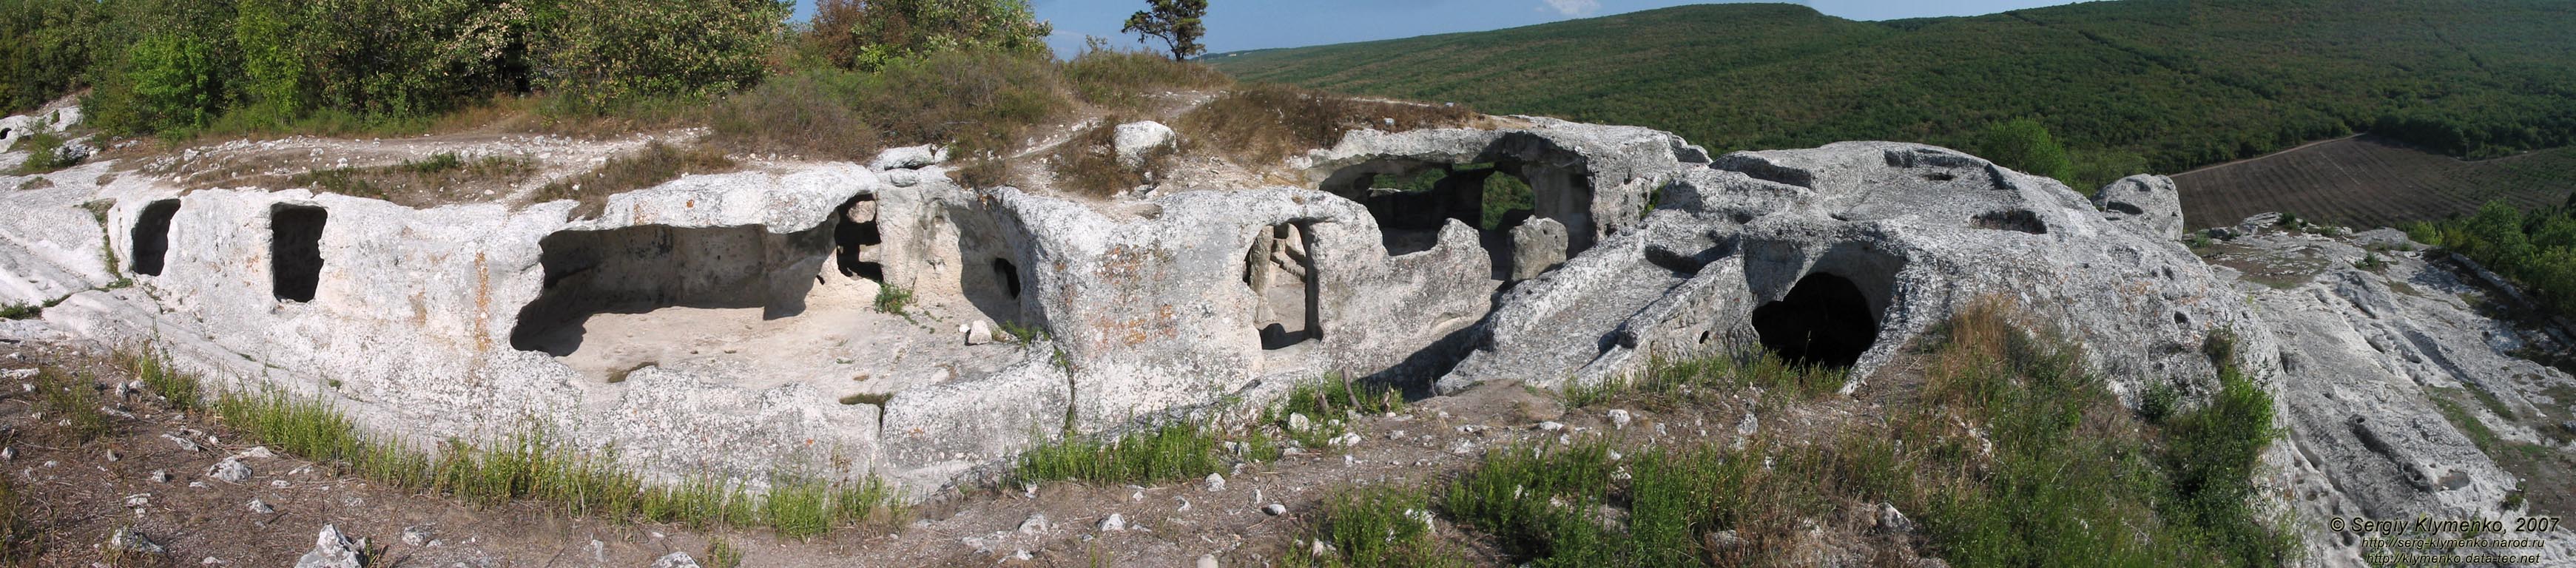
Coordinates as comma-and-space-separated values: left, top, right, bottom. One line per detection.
1212, 1, 2576, 187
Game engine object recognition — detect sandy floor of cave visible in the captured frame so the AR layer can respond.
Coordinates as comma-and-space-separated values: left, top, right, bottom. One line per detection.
556, 276, 1024, 399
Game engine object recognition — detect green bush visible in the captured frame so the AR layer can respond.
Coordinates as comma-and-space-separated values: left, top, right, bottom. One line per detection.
2419, 201, 2576, 321
0, 0, 104, 113
10, 131, 81, 174
1979, 118, 2075, 186
97, 33, 226, 135
806, 0, 1051, 71
537, 0, 787, 115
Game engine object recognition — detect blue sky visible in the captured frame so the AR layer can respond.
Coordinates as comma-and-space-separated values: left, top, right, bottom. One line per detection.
792, 1, 2090, 55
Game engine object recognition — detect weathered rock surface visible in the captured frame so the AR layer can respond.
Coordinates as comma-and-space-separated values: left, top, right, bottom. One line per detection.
1443, 141, 2276, 401
2092, 175, 2186, 240
294, 524, 365, 568
3, 104, 2571, 568
1112, 121, 1176, 167
2215, 227, 2576, 566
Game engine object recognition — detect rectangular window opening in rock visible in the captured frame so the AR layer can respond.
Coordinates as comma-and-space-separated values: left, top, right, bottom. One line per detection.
269, 203, 328, 302
132, 199, 180, 277
1248, 222, 1322, 350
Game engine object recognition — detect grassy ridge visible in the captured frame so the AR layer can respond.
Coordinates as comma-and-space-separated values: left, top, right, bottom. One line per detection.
1297, 300, 2289, 567
1213, 1, 2576, 188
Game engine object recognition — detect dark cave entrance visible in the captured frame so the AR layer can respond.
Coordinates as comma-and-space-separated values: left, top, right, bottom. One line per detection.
993, 258, 1022, 299
132, 200, 180, 277
832, 194, 883, 281
270, 204, 328, 302
1317, 135, 1595, 283
1750, 272, 1880, 368
508, 223, 828, 356
1245, 222, 1322, 350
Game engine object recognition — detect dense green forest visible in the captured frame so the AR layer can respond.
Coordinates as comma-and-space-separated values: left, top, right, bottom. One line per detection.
1212, 0, 2576, 189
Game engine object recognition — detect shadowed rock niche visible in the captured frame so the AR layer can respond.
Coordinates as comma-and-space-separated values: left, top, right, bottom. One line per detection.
270, 203, 328, 302
832, 194, 884, 281
508, 223, 830, 356
1319, 134, 1594, 283
132, 199, 180, 277
1750, 271, 1881, 368
1245, 222, 1321, 350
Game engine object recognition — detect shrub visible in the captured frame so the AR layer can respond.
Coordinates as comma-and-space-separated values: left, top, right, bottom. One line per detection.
0, 303, 36, 320
871, 284, 914, 316
1047, 118, 1163, 197
806, 0, 1051, 71
537, 0, 787, 115
0, 0, 103, 113
1979, 118, 2075, 187
1063, 38, 1228, 109
95, 33, 226, 135
708, 69, 879, 160
9, 131, 81, 174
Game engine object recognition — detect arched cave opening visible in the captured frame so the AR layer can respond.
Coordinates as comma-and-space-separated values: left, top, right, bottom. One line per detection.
832, 194, 883, 281
132, 200, 180, 277
270, 204, 328, 302
1244, 222, 1321, 350
1750, 272, 1881, 368
1324, 158, 1586, 283
508, 223, 827, 356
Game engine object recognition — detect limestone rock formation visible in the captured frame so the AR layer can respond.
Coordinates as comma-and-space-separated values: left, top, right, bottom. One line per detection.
1113, 121, 1177, 167
2092, 174, 2186, 240
1443, 141, 2274, 402
3, 101, 2572, 566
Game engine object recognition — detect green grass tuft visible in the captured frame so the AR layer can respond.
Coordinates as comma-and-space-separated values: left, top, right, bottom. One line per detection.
872, 285, 914, 316
1290, 484, 1460, 568
32, 368, 109, 442
123, 349, 199, 410
209, 385, 902, 535
1262, 374, 1407, 450
0, 303, 37, 320
1015, 421, 1228, 485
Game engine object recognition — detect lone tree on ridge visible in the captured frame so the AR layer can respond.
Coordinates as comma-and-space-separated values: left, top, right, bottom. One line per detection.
1124, 0, 1209, 61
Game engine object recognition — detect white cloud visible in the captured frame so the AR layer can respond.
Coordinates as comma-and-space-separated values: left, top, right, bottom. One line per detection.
1542, 0, 1601, 17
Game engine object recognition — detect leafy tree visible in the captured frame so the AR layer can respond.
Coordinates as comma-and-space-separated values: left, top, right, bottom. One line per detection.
1123, 0, 1207, 61
0, 0, 104, 113
1978, 118, 2075, 186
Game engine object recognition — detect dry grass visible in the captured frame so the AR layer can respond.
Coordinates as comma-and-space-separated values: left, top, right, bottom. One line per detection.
1062, 45, 1232, 110
536, 141, 738, 219
289, 152, 538, 208
1045, 118, 1173, 198
1448, 297, 2290, 567
1179, 84, 1481, 166
708, 72, 881, 160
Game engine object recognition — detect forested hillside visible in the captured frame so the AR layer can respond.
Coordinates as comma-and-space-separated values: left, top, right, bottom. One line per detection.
1212, 1, 2576, 189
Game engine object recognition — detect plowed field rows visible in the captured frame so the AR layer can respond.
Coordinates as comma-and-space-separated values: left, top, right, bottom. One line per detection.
2173, 136, 2576, 230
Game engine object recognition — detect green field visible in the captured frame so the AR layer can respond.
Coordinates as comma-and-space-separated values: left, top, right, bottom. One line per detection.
1212, 1, 2576, 188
